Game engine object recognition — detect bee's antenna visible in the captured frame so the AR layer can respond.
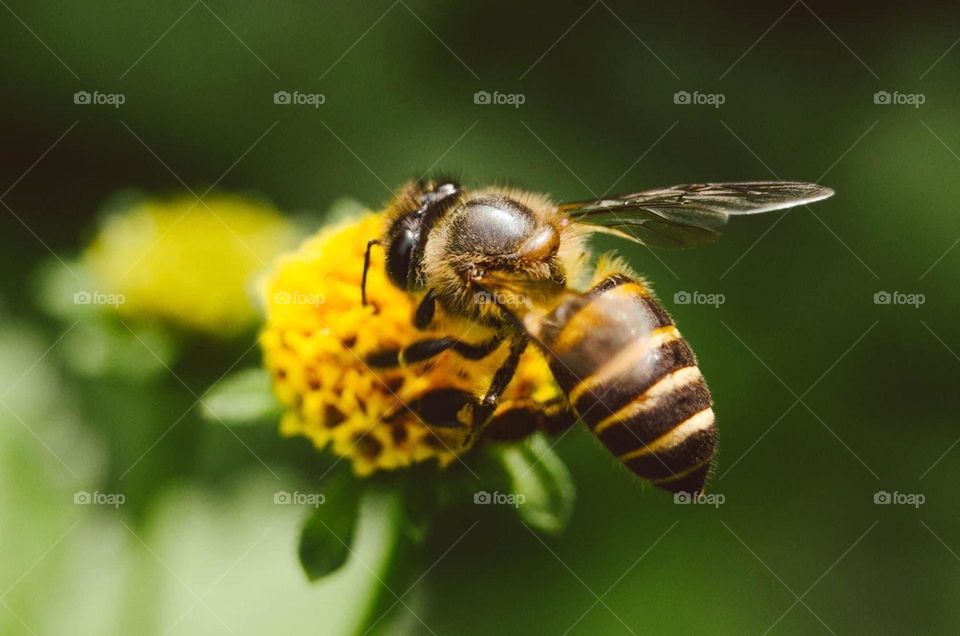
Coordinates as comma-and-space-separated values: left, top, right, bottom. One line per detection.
361, 239, 382, 306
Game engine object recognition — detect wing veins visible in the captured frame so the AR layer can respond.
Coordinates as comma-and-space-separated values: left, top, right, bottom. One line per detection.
560, 181, 833, 248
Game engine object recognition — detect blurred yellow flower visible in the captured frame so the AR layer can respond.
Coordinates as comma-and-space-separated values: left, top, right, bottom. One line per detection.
83, 194, 298, 335
260, 212, 563, 476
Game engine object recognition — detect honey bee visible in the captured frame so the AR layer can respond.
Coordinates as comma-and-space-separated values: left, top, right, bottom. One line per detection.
362, 178, 833, 494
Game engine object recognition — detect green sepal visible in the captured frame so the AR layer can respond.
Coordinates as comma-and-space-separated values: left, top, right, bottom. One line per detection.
493, 433, 576, 535
297, 475, 363, 582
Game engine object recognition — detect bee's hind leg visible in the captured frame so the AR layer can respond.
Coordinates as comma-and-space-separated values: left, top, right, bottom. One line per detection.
480, 396, 576, 443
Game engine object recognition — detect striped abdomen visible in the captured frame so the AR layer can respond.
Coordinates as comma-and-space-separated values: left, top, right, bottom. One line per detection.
529, 274, 716, 494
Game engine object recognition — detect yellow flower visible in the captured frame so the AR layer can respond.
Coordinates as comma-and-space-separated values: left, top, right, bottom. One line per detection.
83, 194, 298, 335
260, 212, 564, 476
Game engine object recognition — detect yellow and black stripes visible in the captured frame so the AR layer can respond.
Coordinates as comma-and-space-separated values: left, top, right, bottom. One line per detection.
533, 273, 716, 494
620, 409, 715, 494
570, 327, 696, 416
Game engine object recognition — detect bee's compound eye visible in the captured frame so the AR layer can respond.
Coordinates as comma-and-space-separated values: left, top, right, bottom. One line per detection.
386, 228, 416, 288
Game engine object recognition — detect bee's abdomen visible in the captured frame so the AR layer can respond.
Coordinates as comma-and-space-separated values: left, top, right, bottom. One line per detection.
536, 275, 716, 494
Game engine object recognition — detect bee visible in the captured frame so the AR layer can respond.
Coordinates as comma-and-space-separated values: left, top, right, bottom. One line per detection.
362, 178, 833, 494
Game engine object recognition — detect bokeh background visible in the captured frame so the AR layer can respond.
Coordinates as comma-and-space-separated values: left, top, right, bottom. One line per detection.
2, 1, 959, 634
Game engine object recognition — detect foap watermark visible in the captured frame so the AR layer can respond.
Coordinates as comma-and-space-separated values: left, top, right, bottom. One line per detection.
74, 90, 126, 108
474, 290, 528, 306
673, 90, 725, 108
873, 90, 925, 108
274, 90, 326, 108
473, 90, 525, 108
673, 491, 725, 508
274, 291, 325, 307
274, 490, 326, 507
674, 290, 725, 308
874, 290, 924, 308
474, 490, 525, 508
74, 490, 125, 508
874, 490, 925, 508
74, 290, 125, 307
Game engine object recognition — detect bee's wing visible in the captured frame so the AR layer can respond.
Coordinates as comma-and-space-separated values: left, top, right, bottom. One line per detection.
558, 181, 834, 248
472, 270, 568, 319
473, 270, 608, 340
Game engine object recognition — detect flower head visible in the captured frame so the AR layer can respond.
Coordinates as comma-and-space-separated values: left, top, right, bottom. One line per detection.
83, 194, 298, 335
260, 211, 563, 476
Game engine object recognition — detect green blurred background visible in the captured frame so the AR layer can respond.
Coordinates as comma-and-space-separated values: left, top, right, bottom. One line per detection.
2, 1, 959, 634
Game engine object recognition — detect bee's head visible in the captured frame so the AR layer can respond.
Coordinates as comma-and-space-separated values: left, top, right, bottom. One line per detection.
383, 178, 461, 290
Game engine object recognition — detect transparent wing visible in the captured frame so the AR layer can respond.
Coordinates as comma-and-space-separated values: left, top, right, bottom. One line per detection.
558, 181, 834, 249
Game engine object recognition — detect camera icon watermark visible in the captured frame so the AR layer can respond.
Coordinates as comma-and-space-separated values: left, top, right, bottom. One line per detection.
73, 290, 126, 307
673, 90, 725, 108
273, 90, 326, 108
274, 490, 326, 507
873, 490, 924, 508
873, 90, 925, 108
473, 290, 528, 306
673, 290, 725, 308
473, 490, 525, 508
74, 490, 126, 508
273, 291, 325, 307
673, 491, 725, 508
73, 90, 126, 108
873, 290, 924, 308
473, 90, 525, 108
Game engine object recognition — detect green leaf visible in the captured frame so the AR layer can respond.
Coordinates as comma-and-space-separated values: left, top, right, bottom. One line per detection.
200, 368, 280, 426
296, 481, 410, 589
394, 464, 443, 544
298, 497, 359, 582
296, 470, 364, 582
494, 433, 576, 535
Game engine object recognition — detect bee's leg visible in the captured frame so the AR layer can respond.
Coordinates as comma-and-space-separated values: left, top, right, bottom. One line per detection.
388, 388, 475, 452
413, 289, 436, 330
366, 335, 503, 369
480, 397, 577, 442
468, 336, 528, 443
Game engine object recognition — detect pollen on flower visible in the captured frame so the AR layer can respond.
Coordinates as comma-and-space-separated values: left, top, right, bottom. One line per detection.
83, 194, 298, 335
259, 211, 563, 476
